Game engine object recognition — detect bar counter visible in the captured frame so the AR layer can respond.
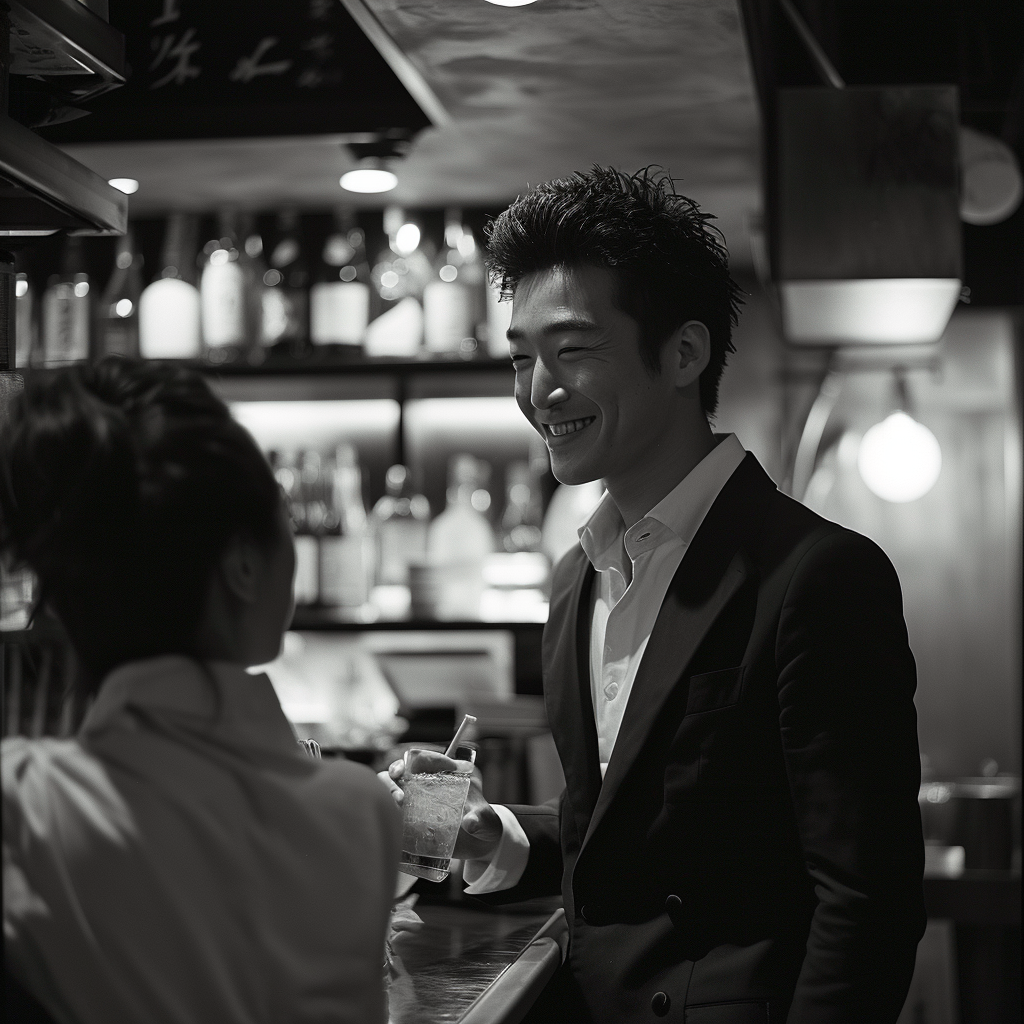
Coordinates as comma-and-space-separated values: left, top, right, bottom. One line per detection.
386, 897, 567, 1024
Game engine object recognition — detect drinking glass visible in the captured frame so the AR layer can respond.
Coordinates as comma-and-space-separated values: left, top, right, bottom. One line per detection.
398, 746, 476, 882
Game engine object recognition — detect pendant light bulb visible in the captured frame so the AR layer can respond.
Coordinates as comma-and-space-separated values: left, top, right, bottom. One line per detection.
857, 410, 942, 503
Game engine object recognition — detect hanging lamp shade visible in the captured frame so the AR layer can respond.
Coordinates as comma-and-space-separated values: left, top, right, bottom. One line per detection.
773, 86, 962, 346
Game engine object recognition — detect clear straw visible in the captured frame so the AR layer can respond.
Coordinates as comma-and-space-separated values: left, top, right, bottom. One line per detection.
444, 714, 477, 758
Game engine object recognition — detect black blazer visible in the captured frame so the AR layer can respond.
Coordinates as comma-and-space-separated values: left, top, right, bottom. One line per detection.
479, 454, 926, 1024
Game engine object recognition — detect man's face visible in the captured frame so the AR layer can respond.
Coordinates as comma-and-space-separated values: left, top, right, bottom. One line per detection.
508, 264, 681, 488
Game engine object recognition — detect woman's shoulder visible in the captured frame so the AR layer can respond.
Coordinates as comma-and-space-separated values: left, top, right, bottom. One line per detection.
306, 757, 401, 829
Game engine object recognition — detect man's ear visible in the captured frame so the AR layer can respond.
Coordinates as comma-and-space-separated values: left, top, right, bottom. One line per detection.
219, 535, 261, 605
667, 320, 711, 388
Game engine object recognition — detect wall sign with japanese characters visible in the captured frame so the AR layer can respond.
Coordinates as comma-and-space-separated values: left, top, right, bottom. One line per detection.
41, 0, 432, 143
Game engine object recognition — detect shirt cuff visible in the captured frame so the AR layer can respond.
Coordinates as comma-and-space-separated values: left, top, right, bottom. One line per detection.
462, 804, 530, 894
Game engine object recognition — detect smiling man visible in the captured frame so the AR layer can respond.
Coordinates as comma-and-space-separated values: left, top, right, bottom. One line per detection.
384, 167, 926, 1023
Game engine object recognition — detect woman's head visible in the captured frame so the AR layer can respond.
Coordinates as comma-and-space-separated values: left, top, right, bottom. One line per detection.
0, 358, 293, 691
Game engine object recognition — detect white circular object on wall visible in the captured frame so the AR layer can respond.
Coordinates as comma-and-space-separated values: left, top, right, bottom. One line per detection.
857, 411, 942, 503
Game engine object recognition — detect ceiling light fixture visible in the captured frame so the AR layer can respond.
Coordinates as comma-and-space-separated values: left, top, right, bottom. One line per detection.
108, 178, 139, 195
340, 165, 398, 194
857, 372, 942, 503
483, 0, 539, 5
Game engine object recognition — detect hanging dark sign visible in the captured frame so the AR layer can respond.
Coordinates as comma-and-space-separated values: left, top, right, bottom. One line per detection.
40, 0, 434, 144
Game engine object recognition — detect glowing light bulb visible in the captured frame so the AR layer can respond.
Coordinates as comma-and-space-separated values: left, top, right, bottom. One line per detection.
115, 298, 133, 318
108, 178, 139, 194
340, 168, 398, 193
857, 411, 942, 503
394, 223, 421, 255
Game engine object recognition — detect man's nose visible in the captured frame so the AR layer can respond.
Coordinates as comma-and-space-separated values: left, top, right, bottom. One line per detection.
530, 359, 569, 409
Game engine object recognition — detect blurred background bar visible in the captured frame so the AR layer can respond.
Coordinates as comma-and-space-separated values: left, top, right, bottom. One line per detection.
2, 0, 1021, 1021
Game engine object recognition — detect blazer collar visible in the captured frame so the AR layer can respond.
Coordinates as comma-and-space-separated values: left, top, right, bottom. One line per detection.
544, 545, 602, 845
579, 453, 775, 850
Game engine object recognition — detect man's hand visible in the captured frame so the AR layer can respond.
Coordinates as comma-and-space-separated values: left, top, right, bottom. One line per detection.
377, 750, 503, 862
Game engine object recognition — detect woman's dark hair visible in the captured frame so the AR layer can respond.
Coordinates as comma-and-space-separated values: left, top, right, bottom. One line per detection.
0, 358, 282, 694
484, 166, 744, 416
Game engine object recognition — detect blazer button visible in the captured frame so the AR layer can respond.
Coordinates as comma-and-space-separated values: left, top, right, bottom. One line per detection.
579, 905, 590, 923
651, 991, 671, 1016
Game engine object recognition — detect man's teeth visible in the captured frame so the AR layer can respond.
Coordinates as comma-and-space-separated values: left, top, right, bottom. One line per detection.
547, 417, 594, 436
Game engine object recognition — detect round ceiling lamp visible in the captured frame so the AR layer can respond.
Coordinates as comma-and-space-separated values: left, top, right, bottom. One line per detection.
340, 166, 398, 194
857, 408, 942, 503
482, 0, 539, 5
108, 178, 139, 194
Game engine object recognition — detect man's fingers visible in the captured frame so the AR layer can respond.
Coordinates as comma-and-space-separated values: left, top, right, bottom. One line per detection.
376, 769, 405, 804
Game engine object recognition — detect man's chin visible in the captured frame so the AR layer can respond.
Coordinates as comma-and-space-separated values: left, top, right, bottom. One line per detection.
550, 458, 601, 487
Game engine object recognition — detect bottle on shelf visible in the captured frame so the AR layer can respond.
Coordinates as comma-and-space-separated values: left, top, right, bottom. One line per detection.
239, 214, 268, 361
96, 226, 143, 360
261, 209, 309, 358
310, 207, 372, 353
499, 461, 544, 553
139, 212, 202, 360
422, 209, 478, 357
366, 206, 429, 357
14, 271, 36, 368
426, 454, 496, 618
370, 464, 430, 586
319, 444, 371, 610
273, 450, 318, 607
41, 236, 91, 366
295, 449, 324, 606
200, 209, 248, 363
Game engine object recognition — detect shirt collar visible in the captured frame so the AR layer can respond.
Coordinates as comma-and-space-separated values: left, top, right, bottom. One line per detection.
578, 433, 746, 574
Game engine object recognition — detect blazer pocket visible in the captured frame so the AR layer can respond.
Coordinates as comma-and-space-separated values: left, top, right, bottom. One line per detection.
684, 1001, 768, 1024
685, 666, 745, 715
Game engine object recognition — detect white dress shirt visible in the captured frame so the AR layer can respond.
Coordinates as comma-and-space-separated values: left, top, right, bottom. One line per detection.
465, 434, 747, 894
3, 656, 401, 1024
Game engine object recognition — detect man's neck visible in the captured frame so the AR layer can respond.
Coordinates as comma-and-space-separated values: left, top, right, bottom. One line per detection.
605, 419, 718, 528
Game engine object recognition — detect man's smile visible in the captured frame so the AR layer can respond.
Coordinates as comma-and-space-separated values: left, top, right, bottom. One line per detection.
543, 416, 596, 438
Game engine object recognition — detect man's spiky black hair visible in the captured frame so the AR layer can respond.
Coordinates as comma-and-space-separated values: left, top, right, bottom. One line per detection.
484, 166, 743, 416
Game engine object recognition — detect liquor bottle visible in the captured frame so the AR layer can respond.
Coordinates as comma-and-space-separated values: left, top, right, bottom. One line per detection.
96, 226, 143, 359
14, 271, 36, 367
41, 236, 91, 366
370, 464, 430, 586
139, 212, 202, 359
261, 209, 309, 357
423, 209, 477, 356
239, 213, 267, 361
319, 444, 371, 609
426, 454, 496, 616
200, 210, 247, 363
499, 461, 543, 553
310, 208, 372, 351
293, 449, 323, 606
366, 206, 430, 357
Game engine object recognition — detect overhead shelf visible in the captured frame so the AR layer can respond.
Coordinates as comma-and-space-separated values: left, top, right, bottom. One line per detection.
0, 113, 127, 235
8, 0, 126, 102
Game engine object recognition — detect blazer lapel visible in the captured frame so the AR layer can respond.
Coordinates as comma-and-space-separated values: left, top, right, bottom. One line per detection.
580, 454, 769, 851
543, 545, 602, 846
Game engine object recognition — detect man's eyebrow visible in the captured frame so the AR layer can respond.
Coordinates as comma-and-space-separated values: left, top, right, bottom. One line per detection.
507, 317, 598, 342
